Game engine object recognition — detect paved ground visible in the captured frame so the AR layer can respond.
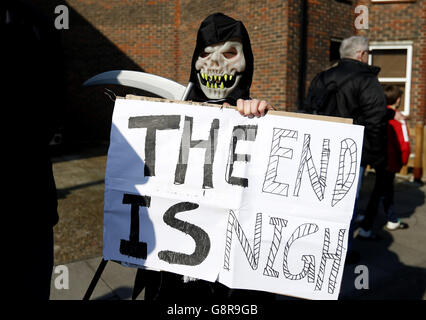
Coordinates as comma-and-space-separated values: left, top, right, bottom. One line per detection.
51, 143, 107, 265
49, 143, 426, 300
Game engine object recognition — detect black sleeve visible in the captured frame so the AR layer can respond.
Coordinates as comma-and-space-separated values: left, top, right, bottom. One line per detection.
357, 75, 388, 167
303, 71, 325, 113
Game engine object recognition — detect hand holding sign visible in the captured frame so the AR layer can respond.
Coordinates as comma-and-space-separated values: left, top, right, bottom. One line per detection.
223, 98, 275, 118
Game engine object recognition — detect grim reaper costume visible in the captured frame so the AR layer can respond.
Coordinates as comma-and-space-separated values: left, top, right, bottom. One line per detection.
134, 13, 274, 301
187, 12, 254, 105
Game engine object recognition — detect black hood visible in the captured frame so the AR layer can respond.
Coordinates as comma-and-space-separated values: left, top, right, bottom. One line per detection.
187, 13, 254, 105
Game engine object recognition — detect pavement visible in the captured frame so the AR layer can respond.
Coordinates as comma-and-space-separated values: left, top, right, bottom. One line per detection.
49, 143, 426, 301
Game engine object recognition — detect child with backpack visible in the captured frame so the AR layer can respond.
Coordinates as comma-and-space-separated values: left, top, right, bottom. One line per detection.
381, 85, 410, 231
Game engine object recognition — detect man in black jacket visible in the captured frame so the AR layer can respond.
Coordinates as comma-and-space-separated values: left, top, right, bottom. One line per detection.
305, 36, 389, 169
304, 36, 392, 260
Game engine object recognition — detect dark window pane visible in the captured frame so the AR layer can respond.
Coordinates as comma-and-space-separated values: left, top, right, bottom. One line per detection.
372, 49, 407, 78
330, 39, 342, 63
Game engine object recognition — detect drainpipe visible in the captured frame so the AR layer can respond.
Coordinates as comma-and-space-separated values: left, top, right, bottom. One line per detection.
297, 0, 308, 111
414, 123, 424, 182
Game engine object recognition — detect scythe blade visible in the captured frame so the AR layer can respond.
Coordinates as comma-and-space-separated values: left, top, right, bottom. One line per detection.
83, 70, 189, 101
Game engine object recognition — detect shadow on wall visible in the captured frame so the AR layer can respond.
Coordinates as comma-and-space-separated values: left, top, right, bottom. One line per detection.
29, 0, 160, 152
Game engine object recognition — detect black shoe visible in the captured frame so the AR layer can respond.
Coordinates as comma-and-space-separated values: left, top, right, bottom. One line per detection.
357, 229, 382, 241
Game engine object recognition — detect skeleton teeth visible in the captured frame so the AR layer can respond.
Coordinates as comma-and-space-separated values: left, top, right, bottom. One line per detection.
201, 73, 236, 89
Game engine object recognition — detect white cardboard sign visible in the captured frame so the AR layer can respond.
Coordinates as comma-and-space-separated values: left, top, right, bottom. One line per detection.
103, 97, 364, 300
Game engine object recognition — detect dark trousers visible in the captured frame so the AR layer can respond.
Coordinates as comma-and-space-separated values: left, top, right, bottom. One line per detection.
348, 165, 366, 251
360, 167, 395, 231
142, 270, 275, 301
141, 271, 222, 301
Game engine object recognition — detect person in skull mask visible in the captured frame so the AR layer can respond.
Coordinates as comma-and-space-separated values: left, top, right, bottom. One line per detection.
187, 12, 274, 117
134, 12, 275, 301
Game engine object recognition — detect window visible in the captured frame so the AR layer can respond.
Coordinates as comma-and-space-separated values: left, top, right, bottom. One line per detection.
368, 42, 413, 115
329, 38, 342, 64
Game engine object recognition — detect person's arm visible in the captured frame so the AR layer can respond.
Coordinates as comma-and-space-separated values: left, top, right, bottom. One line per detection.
358, 75, 388, 167
394, 110, 407, 121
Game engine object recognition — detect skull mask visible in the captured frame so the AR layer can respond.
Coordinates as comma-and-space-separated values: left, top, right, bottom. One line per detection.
195, 40, 246, 100
187, 13, 253, 104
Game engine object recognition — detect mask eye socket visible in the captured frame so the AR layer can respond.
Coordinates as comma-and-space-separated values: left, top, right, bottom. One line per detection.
223, 47, 238, 59
199, 50, 210, 58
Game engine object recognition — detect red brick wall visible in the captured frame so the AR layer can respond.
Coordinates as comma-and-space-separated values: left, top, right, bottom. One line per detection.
356, 0, 426, 126
65, 0, 179, 78
30, 0, 181, 142
31, 0, 292, 142
422, 0, 426, 125
175, 0, 289, 110
176, 0, 354, 112
305, 0, 356, 91
26, 0, 424, 142
285, 0, 302, 111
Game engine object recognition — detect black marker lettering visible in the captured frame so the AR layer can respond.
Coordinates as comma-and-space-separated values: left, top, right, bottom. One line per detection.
128, 115, 181, 176
225, 125, 258, 188
120, 194, 151, 259
174, 116, 219, 189
158, 202, 210, 266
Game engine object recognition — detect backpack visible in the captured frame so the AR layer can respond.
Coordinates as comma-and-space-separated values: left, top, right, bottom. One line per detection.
304, 71, 361, 118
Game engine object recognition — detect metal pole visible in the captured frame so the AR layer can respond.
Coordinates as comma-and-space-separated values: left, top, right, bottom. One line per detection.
83, 258, 108, 300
